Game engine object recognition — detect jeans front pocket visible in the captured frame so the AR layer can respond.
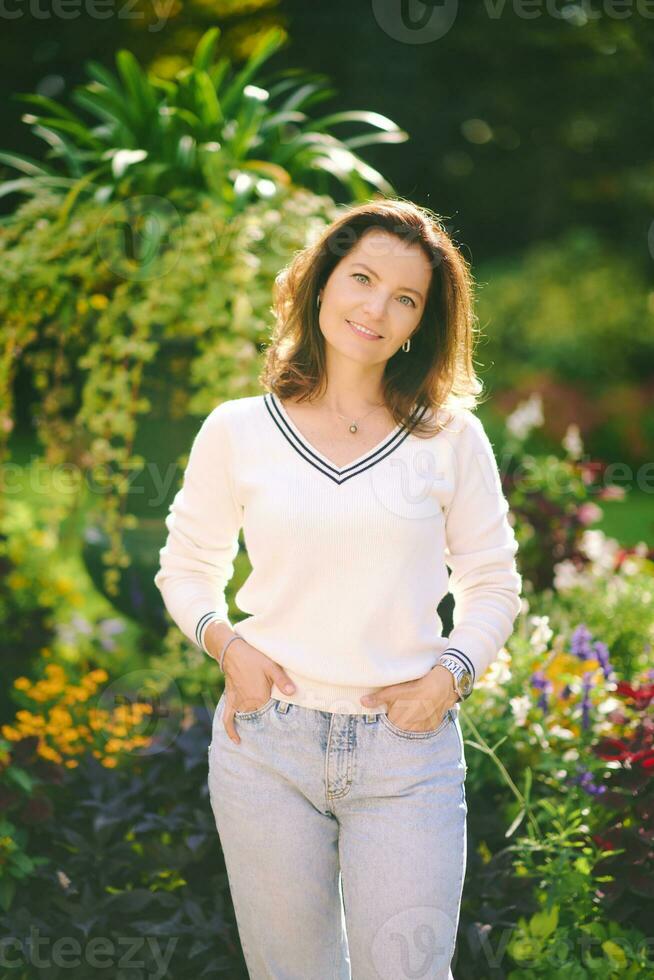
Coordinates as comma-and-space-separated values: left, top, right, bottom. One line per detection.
233, 696, 277, 720
379, 706, 454, 741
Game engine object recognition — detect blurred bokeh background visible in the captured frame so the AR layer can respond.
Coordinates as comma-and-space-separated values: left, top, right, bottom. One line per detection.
1, 4, 653, 977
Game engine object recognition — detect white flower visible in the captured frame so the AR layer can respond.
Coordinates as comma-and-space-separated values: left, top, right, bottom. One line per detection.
562, 423, 583, 459
553, 559, 581, 592
549, 725, 575, 740
477, 651, 512, 689
529, 615, 553, 653
56, 870, 71, 890
580, 529, 620, 574
510, 695, 531, 726
597, 697, 622, 716
506, 393, 544, 441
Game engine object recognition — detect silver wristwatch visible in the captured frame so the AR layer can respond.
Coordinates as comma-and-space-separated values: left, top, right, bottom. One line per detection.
438, 653, 474, 701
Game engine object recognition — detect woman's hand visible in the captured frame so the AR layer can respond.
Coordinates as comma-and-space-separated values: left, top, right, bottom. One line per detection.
223, 640, 297, 744
359, 665, 460, 733
205, 624, 296, 745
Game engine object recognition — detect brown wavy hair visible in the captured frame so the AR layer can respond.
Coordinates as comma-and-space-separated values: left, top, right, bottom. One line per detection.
259, 196, 484, 436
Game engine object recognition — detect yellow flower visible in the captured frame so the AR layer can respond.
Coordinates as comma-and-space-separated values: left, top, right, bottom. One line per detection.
49, 708, 73, 728
65, 759, 79, 769
13, 677, 32, 691
1, 725, 21, 740
76, 298, 89, 314
101, 756, 118, 768
38, 744, 62, 764
90, 294, 109, 310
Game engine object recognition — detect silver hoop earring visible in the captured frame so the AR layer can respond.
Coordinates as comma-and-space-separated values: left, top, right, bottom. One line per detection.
316, 295, 322, 309
401, 338, 411, 353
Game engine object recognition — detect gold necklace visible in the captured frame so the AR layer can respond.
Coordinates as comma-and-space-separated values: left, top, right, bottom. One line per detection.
332, 403, 385, 434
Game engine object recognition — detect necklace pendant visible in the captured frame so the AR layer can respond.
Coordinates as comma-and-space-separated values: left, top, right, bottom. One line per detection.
349, 423, 358, 434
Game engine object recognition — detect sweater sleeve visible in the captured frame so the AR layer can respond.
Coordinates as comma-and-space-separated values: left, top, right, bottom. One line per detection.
442, 411, 522, 684
153, 403, 242, 656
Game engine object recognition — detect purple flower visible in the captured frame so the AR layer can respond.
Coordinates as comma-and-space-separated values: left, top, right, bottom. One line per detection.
592, 640, 613, 681
571, 624, 594, 661
574, 769, 607, 797
531, 670, 552, 713
581, 671, 593, 730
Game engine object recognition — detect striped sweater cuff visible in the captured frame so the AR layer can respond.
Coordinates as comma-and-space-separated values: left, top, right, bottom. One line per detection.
196, 612, 228, 656
440, 647, 476, 685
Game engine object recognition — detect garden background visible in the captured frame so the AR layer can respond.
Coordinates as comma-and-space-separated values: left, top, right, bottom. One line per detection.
1, 1, 653, 977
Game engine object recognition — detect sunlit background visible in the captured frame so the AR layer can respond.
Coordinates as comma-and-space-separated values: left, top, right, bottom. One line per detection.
1, 3, 653, 977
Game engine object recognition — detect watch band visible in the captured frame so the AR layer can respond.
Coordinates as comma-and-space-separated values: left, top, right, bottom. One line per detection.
438, 652, 474, 700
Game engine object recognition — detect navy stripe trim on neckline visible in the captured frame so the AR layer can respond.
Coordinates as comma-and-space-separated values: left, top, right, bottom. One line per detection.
264, 393, 419, 486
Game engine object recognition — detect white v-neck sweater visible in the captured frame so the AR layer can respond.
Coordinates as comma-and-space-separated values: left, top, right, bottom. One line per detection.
154, 392, 522, 714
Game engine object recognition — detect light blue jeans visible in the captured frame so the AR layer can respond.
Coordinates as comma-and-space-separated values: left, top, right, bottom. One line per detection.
208, 693, 468, 980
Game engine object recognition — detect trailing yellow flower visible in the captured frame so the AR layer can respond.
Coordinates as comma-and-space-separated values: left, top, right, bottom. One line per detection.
1, 726, 21, 741
8, 655, 153, 769
89, 294, 109, 310
38, 744, 62, 764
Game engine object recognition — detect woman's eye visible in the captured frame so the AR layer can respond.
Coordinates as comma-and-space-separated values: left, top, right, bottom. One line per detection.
351, 273, 416, 308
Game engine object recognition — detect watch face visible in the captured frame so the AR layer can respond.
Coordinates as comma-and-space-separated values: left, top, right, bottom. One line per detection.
459, 671, 473, 697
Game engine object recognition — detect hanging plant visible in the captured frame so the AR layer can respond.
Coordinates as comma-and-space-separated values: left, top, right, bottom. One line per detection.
0, 26, 407, 213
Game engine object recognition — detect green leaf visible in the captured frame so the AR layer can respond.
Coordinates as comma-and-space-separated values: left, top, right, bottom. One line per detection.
529, 905, 559, 940
0, 877, 15, 913
0, 176, 77, 201
72, 88, 133, 133
0, 150, 55, 177
193, 71, 223, 128
10, 851, 35, 875
13, 92, 86, 127
24, 115, 103, 149
115, 49, 157, 119
7, 766, 34, 793
85, 59, 125, 99
192, 28, 221, 72
505, 807, 527, 838
311, 109, 405, 133
220, 27, 287, 118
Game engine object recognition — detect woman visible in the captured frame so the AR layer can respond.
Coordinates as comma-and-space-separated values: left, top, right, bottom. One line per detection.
154, 198, 522, 979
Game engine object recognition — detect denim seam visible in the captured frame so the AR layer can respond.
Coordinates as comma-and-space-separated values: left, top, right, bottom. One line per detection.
379, 707, 453, 741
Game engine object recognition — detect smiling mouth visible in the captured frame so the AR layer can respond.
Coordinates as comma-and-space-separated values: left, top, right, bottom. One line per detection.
346, 319, 383, 339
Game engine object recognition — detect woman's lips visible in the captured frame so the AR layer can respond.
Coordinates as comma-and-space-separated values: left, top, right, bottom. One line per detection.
346, 319, 382, 341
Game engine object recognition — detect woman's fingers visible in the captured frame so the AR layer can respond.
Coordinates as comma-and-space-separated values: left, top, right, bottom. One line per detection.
222, 701, 241, 745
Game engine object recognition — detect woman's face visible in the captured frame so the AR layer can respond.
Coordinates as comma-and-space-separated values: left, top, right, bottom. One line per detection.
317, 229, 433, 365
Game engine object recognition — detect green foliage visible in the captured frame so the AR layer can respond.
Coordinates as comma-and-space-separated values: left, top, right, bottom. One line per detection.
478, 229, 654, 387
1, 27, 407, 212
476, 228, 654, 467
0, 186, 341, 601
0, 712, 249, 978
501, 801, 651, 978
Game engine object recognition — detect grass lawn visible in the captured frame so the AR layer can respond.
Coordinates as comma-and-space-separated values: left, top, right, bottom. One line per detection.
594, 488, 653, 549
